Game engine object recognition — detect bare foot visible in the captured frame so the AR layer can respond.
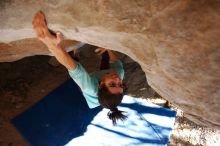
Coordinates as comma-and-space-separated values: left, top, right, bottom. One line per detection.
32, 11, 63, 48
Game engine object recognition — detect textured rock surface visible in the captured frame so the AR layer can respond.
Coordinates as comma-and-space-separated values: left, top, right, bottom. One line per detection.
0, 0, 220, 128
0, 39, 80, 62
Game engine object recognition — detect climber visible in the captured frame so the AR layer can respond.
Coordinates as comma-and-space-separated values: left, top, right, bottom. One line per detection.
32, 11, 127, 125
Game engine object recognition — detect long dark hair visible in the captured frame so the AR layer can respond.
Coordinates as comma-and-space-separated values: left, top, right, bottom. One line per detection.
98, 85, 127, 126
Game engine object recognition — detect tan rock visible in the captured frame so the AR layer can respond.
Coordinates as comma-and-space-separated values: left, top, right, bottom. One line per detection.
0, 0, 220, 128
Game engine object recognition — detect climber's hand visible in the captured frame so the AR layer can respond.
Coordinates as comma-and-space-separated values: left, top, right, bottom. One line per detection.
95, 48, 107, 55
32, 11, 63, 49
39, 32, 64, 49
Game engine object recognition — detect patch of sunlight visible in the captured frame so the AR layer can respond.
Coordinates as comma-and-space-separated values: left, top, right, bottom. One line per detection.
65, 95, 176, 146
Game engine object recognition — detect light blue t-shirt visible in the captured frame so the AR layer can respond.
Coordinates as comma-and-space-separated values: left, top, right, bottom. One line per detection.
68, 60, 124, 108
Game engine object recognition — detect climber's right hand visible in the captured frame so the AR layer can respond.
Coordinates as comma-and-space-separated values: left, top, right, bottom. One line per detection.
95, 48, 107, 55
32, 11, 63, 49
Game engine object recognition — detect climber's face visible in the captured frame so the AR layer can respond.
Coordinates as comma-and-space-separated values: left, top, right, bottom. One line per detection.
100, 72, 123, 94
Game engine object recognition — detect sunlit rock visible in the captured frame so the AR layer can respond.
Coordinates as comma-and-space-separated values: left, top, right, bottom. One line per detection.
0, 0, 219, 128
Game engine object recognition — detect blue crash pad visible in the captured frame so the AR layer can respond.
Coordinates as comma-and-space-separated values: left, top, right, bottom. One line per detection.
11, 79, 176, 146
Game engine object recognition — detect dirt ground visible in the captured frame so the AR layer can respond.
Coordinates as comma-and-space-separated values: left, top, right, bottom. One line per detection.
0, 46, 219, 146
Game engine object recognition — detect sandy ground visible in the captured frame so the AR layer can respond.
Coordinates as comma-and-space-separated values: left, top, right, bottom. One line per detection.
0, 45, 219, 146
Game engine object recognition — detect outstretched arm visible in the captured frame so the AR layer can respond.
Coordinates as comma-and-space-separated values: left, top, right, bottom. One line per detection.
32, 11, 76, 70
48, 44, 77, 70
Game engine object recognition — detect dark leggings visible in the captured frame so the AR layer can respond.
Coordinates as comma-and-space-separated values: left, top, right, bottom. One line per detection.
100, 51, 110, 70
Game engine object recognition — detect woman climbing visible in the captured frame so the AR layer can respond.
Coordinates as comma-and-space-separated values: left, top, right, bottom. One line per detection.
32, 11, 127, 125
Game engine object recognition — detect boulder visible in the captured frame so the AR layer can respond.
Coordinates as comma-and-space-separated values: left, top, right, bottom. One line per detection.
0, 0, 220, 128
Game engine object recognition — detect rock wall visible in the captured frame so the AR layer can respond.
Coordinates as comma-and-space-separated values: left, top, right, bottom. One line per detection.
0, 0, 220, 128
